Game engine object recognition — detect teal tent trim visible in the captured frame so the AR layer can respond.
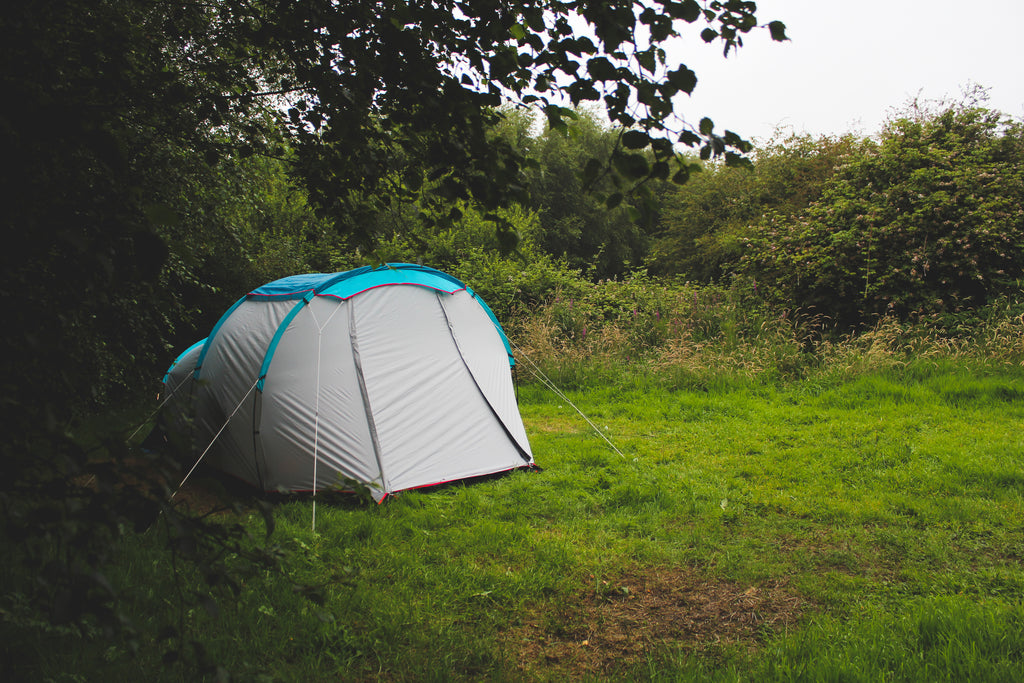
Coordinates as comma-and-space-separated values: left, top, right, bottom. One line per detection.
256, 291, 315, 392
163, 338, 207, 383
193, 296, 246, 380
248, 264, 468, 301
197, 264, 517, 386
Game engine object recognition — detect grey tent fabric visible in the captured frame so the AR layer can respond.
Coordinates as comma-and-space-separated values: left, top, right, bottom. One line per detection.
162, 264, 533, 501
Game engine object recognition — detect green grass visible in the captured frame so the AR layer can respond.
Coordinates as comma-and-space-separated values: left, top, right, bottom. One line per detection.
13, 363, 1024, 681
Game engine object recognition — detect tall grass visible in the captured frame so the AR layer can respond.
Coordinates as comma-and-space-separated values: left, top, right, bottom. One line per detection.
509, 274, 1024, 389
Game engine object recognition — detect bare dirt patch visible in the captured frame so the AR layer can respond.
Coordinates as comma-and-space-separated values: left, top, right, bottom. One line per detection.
503, 566, 809, 678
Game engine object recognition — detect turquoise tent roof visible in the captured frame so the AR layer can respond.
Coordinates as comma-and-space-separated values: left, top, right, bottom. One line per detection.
242, 264, 514, 365
248, 263, 467, 300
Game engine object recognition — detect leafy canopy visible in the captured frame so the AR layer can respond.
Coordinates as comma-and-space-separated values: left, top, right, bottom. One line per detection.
231, 0, 788, 237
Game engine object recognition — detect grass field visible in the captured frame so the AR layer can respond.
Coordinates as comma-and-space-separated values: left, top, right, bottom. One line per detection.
26, 359, 1022, 681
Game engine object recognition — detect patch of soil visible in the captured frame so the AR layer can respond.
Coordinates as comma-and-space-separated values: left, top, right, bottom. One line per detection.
503, 567, 809, 678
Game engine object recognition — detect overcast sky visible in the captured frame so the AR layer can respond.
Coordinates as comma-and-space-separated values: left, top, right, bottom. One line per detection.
669, 0, 1024, 143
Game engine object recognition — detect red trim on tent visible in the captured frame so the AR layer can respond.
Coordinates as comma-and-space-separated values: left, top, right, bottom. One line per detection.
376, 464, 537, 503
186, 457, 534, 504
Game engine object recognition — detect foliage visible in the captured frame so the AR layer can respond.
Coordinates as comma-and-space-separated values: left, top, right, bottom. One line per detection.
525, 109, 661, 279
649, 133, 869, 281
279, 0, 787, 244
742, 103, 1024, 326
508, 271, 1024, 392
156, 150, 354, 350
373, 202, 585, 317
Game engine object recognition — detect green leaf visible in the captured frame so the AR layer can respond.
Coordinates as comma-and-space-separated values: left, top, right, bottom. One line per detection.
582, 157, 604, 185
612, 152, 650, 179
701, 28, 718, 43
724, 151, 754, 169
636, 48, 657, 73
496, 228, 520, 255
622, 130, 651, 149
666, 66, 697, 94
768, 21, 788, 42
524, 8, 546, 32
676, 0, 702, 23
544, 104, 569, 132
587, 57, 618, 81
699, 117, 715, 136
606, 192, 624, 209
678, 130, 701, 147
255, 499, 275, 540
509, 24, 526, 41
723, 130, 753, 154
651, 138, 674, 156
651, 160, 670, 180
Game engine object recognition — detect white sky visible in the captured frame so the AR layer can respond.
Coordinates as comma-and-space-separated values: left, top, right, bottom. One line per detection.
669, 0, 1024, 143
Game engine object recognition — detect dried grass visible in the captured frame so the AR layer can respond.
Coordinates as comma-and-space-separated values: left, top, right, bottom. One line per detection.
510, 291, 1024, 387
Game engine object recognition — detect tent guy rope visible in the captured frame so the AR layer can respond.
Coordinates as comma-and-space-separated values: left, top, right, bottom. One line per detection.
507, 339, 627, 460
125, 370, 195, 444
172, 376, 261, 499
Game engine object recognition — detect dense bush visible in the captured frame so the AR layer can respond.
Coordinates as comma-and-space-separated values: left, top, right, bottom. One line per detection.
649, 133, 865, 281
742, 104, 1024, 326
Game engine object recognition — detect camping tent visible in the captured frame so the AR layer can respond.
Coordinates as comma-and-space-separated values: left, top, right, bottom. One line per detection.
161, 263, 533, 502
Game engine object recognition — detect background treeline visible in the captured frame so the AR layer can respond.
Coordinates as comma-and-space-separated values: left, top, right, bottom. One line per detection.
140, 96, 1024, 357
150, 95, 1024, 377
9, 80, 1021, 418
48, 93, 1012, 408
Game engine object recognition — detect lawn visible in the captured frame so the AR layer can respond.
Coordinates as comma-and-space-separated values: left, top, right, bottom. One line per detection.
19, 364, 1024, 681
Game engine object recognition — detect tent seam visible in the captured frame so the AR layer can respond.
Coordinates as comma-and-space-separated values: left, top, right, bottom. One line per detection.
348, 299, 389, 496
436, 292, 533, 464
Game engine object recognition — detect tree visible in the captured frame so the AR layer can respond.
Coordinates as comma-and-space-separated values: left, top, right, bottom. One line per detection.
2, 0, 788, 405
526, 109, 655, 278
269, 0, 787, 240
